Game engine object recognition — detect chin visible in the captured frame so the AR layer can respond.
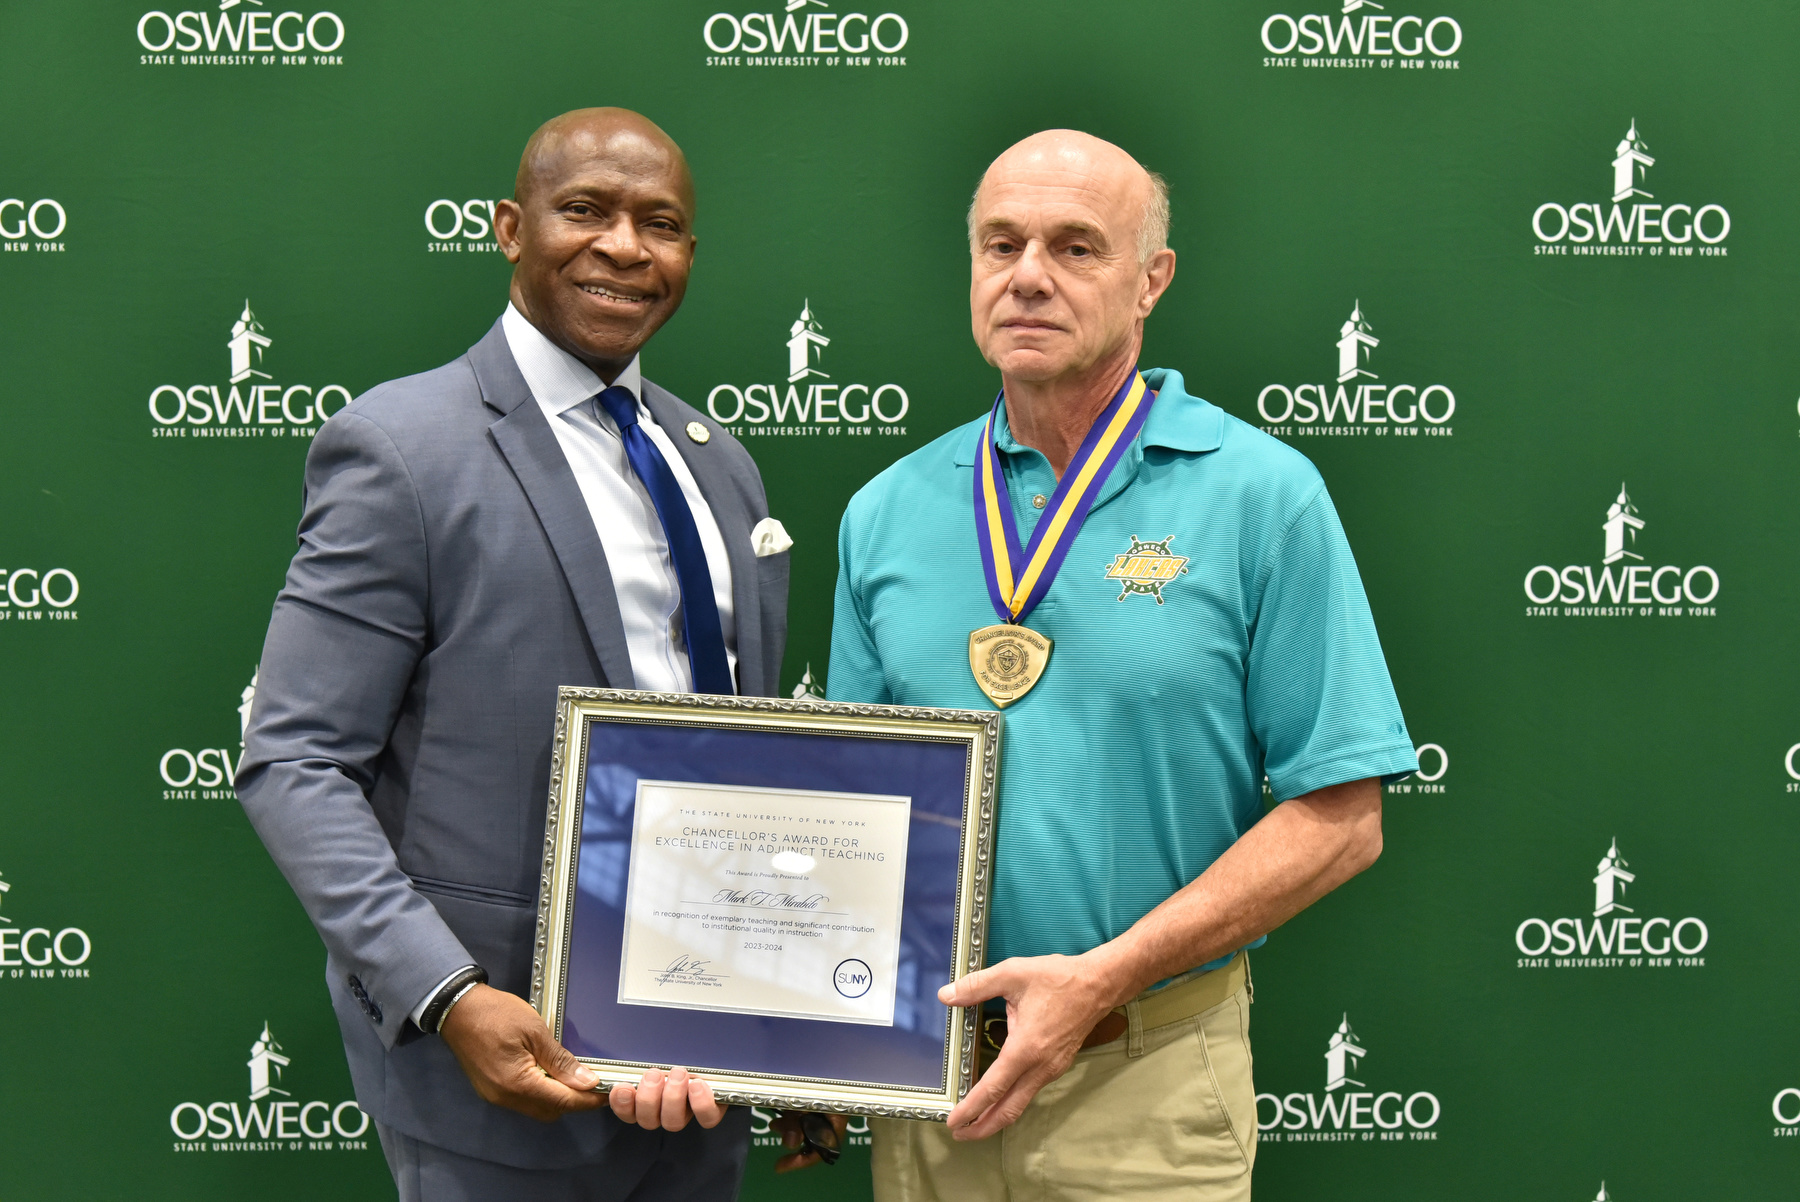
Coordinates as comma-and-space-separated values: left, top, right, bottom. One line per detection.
993, 348, 1074, 381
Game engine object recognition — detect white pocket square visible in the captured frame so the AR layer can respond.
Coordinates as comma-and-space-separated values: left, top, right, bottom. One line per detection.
752, 517, 793, 557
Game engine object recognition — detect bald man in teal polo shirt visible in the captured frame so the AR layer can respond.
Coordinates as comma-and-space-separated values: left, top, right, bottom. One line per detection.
826, 131, 1417, 1200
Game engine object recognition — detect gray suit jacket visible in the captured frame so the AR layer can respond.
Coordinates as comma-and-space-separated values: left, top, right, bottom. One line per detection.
238, 319, 788, 1169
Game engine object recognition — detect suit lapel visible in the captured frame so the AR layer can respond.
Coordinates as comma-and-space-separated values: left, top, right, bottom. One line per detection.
468, 320, 637, 689
642, 381, 765, 697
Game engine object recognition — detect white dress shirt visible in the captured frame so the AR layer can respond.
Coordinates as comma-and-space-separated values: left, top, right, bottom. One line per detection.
502, 303, 737, 693
410, 307, 739, 1029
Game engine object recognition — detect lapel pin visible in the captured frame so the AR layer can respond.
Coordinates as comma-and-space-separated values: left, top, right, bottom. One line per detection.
685, 421, 711, 444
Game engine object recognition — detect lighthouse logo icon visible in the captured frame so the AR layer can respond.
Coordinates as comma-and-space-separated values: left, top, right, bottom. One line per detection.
1601, 485, 1645, 565
1323, 1014, 1367, 1092
247, 1022, 291, 1100
1593, 840, 1635, 918
1612, 121, 1654, 203
787, 302, 830, 383
239, 669, 259, 748
228, 301, 272, 384
1335, 303, 1378, 383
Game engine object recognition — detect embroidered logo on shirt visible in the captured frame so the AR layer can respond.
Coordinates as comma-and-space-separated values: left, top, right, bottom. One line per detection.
1104, 535, 1189, 604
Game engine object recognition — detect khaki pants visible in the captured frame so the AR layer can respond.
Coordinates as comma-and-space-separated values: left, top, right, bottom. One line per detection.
873, 980, 1256, 1202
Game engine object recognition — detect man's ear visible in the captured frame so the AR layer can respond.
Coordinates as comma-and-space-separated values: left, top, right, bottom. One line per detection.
1139, 248, 1177, 318
494, 199, 524, 265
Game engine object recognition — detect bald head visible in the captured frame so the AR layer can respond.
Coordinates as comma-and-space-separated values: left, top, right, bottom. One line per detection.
515, 107, 694, 213
969, 131, 1168, 263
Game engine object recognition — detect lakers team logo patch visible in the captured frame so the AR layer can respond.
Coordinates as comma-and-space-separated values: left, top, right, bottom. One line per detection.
1104, 535, 1189, 604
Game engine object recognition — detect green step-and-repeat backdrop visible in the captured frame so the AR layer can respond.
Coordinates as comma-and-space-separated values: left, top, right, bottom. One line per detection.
3, 1, 1796, 1198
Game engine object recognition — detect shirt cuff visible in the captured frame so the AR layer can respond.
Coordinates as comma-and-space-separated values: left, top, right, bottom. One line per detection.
410, 965, 477, 1029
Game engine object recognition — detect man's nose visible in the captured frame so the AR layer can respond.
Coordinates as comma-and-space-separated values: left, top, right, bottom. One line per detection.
588, 213, 651, 267
1010, 240, 1054, 297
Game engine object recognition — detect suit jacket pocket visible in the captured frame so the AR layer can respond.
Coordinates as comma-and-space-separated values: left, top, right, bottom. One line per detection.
411, 878, 538, 997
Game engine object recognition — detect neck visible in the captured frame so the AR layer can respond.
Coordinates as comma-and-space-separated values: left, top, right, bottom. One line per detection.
1000, 336, 1141, 479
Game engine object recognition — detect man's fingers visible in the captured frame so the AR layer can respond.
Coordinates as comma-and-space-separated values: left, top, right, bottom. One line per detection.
937, 963, 1010, 1006
609, 1083, 638, 1123
774, 1150, 824, 1174
634, 1069, 667, 1129
945, 1042, 1027, 1130
660, 1067, 693, 1131
953, 1065, 1055, 1141
688, 1074, 725, 1129
493, 1063, 603, 1122
771, 1115, 803, 1149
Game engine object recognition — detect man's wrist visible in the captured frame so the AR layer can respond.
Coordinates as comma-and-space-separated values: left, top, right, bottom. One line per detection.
418, 965, 488, 1035
1081, 938, 1155, 1011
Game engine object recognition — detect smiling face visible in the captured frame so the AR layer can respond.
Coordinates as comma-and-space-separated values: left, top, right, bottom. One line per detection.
495, 109, 696, 378
969, 131, 1173, 387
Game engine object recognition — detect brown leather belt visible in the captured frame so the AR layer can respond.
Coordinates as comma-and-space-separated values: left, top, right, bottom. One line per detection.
976, 952, 1247, 1078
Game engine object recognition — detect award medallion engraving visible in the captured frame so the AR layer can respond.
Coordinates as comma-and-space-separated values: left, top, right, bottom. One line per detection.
968, 623, 1051, 707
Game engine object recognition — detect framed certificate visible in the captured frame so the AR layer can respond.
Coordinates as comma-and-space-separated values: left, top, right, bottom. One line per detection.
529, 688, 1001, 1121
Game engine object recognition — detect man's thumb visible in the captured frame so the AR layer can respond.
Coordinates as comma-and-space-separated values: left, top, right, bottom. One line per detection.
529, 1023, 599, 1090
939, 967, 997, 1006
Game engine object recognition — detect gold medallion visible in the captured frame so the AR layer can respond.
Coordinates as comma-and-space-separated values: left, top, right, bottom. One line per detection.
967, 624, 1052, 708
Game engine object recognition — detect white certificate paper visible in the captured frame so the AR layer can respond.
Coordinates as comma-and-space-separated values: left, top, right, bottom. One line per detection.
617, 780, 913, 1025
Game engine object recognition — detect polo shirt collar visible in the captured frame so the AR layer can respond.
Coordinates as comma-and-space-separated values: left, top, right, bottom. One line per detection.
951, 367, 1223, 466
501, 302, 643, 420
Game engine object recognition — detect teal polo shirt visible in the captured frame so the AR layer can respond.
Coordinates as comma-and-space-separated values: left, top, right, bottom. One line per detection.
828, 368, 1417, 971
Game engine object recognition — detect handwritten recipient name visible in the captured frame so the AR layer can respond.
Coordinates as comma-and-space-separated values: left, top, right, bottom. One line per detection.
711, 889, 830, 910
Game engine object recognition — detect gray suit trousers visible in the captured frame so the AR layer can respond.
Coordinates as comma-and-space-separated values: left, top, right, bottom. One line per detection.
377, 1110, 753, 1202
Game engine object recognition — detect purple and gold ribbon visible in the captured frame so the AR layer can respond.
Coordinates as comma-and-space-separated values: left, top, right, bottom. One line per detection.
974, 370, 1154, 624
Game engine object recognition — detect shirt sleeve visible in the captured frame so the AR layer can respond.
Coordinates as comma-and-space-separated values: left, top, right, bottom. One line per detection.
826, 497, 893, 705
1247, 484, 1418, 802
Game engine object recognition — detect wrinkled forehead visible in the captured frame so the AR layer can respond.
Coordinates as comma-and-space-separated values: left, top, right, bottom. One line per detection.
975, 156, 1142, 241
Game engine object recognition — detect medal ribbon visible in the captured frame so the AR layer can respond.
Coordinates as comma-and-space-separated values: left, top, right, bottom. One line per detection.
974, 370, 1155, 624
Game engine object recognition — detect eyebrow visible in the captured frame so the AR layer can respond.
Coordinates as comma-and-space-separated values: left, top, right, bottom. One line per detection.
977, 217, 1108, 243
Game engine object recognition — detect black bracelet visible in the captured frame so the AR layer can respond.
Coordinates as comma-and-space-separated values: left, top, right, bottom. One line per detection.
419, 965, 488, 1035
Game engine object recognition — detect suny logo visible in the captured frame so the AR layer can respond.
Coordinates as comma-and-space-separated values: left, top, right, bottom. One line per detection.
424, 198, 502, 253
169, 1022, 370, 1151
1522, 485, 1719, 617
0, 869, 95, 980
137, 4, 346, 66
1259, 7, 1462, 68
147, 302, 352, 438
1255, 1014, 1441, 1141
1514, 839, 1709, 967
0, 197, 66, 252
160, 670, 257, 799
1255, 302, 1455, 437
1532, 122, 1729, 256
707, 302, 909, 438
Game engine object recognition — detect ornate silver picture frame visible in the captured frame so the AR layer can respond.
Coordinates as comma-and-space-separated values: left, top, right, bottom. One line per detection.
530, 688, 1001, 1121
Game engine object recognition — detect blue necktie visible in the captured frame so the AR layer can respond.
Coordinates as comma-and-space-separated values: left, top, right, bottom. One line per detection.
594, 386, 734, 695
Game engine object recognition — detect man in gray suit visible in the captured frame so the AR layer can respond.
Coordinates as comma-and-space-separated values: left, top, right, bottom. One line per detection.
238, 108, 788, 1200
